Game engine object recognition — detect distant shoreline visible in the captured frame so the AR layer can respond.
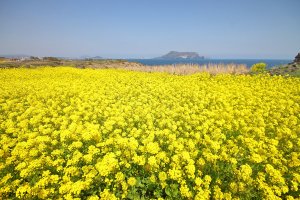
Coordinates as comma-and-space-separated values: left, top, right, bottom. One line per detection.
0, 56, 292, 68
127, 58, 292, 68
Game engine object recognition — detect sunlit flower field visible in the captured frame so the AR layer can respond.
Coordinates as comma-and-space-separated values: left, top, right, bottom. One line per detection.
0, 67, 299, 199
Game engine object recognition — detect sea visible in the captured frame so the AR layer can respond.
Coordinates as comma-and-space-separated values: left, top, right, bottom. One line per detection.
127, 59, 291, 68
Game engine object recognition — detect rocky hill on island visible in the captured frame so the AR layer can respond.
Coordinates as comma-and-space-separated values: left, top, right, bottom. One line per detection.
269, 52, 300, 76
155, 51, 204, 59
293, 53, 300, 63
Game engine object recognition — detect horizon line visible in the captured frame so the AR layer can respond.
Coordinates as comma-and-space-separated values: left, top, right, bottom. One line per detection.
0, 54, 294, 60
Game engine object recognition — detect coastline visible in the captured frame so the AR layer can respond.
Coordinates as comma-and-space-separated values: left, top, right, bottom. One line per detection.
127, 58, 292, 68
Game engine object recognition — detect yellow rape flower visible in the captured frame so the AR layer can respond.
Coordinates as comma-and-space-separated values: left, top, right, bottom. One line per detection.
127, 177, 137, 186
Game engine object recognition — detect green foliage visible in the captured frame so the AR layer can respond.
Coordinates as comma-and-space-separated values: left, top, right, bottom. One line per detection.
165, 184, 180, 198
250, 62, 267, 73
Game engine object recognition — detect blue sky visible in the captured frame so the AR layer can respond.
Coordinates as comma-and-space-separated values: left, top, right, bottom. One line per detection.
0, 0, 299, 59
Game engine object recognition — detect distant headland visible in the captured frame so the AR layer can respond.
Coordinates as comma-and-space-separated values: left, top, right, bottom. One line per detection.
154, 51, 204, 59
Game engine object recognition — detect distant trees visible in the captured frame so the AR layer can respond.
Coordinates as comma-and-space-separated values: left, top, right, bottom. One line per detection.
30, 56, 40, 60
43, 57, 61, 61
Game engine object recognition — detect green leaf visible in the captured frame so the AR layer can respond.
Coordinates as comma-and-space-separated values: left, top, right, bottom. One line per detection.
170, 184, 179, 197
165, 186, 172, 197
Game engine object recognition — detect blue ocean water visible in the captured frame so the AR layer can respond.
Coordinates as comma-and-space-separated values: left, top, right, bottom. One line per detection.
127, 59, 291, 68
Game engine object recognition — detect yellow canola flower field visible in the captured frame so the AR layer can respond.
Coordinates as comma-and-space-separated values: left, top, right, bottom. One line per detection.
0, 67, 300, 200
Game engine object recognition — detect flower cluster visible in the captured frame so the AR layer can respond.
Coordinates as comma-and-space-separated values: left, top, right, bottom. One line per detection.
0, 67, 299, 199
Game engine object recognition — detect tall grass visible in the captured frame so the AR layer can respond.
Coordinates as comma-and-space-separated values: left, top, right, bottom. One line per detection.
124, 63, 249, 75
0, 59, 249, 75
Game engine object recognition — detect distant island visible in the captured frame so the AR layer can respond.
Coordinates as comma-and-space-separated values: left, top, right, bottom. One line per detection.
155, 51, 204, 59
